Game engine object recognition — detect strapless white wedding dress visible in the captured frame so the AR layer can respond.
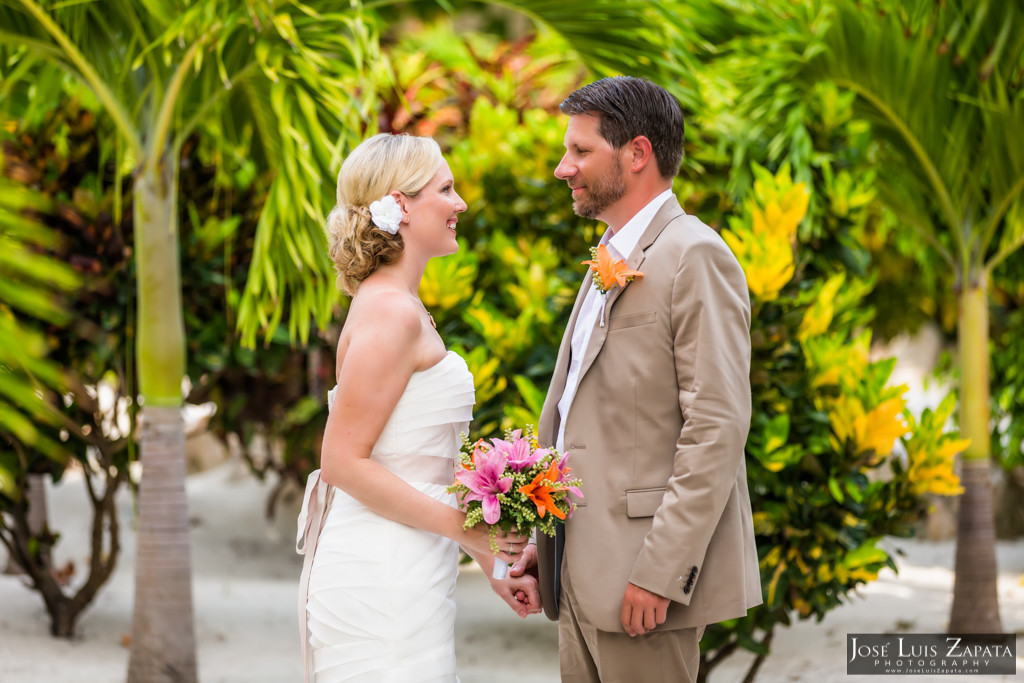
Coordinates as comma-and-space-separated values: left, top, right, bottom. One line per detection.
297, 351, 474, 682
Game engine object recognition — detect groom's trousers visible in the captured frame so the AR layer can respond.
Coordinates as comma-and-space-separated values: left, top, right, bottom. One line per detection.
558, 562, 704, 683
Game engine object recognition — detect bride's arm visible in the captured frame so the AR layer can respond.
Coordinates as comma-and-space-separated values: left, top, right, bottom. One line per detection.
320, 295, 519, 563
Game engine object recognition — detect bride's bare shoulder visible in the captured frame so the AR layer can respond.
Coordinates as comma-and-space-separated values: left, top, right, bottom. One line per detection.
348, 285, 421, 330
337, 287, 422, 365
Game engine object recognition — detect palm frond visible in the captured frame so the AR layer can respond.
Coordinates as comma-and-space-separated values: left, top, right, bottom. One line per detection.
225, 1, 383, 346
801, 0, 1024, 272
0, 169, 79, 461
980, 86, 1024, 264
475, 0, 701, 109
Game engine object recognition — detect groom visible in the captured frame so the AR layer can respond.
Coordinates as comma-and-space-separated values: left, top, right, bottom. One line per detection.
512, 77, 762, 682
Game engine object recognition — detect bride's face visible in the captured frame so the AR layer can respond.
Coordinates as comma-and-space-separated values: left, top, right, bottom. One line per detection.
401, 160, 467, 258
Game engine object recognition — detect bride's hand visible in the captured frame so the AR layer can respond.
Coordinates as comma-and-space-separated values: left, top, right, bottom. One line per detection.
459, 523, 529, 565
490, 571, 542, 618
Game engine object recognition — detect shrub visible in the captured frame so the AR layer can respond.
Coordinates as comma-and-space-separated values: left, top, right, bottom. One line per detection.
700, 164, 963, 681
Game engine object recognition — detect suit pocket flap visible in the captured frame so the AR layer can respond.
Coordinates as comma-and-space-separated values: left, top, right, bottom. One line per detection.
625, 487, 666, 518
608, 310, 656, 331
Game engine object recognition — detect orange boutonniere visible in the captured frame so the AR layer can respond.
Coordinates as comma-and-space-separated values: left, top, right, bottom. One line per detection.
582, 244, 644, 295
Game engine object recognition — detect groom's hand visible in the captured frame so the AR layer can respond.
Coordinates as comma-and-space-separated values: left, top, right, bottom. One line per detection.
620, 583, 669, 637
504, 543, 541, 617
489, 543, 541, 618
497, 574, 542, 618
508, 542, 538, 578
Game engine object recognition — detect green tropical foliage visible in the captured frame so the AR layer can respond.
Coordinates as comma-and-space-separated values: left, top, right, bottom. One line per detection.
0, 127, 97, 636
1, 92, 140, 636
992, 256, 1024, 474
0, 4, 690, 677
788, 0, 1024, 635
0, 171, 77, 467
990, 255, 1024, 537
348, 23, 967, 679
0, 85, 333, 633
0, 0, 382, 676
2, 0, 1019, 678
661, 0, 1022, 641
702, 164, 963, 681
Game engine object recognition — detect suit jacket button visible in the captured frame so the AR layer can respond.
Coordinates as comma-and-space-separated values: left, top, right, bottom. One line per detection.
683, 585, 691, 595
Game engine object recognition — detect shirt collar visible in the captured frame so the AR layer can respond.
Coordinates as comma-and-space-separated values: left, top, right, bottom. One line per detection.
602, 188, 675, 260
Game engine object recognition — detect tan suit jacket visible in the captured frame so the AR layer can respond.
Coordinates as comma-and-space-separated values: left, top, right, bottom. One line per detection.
537, 196, 762, 633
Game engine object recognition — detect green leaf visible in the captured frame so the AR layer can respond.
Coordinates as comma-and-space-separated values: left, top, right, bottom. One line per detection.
827, 477, 844, 504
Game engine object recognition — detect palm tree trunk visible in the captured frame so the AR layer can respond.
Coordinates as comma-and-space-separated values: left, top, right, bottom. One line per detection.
949, 274, 1002, 633
127, 159, 197, 682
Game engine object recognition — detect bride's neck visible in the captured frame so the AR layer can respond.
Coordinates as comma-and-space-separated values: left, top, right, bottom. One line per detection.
373, 257, 425, 297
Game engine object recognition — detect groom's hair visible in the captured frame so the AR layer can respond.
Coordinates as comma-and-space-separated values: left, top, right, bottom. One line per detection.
560, 76, 684, 180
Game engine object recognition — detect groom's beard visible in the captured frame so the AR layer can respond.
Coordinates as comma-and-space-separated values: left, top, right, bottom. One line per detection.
571, 161, 627, 219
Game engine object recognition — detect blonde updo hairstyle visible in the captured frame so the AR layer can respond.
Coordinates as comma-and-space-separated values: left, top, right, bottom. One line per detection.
326, 133, 444, 295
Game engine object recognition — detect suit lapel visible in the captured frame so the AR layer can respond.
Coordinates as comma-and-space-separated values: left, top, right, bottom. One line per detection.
539, 275, 592, 443
575, 196, 684, 384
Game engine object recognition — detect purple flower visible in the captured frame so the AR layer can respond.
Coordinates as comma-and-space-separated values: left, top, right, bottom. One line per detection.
491, 430, 545, 471
455, 446, 513, 524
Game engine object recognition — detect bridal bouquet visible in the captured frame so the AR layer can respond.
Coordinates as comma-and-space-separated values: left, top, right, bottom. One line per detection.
448, 426, 583, 579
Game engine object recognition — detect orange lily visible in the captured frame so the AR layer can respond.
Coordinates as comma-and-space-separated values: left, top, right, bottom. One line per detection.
462, 440, 485, 470
582, 244, 643, 293
519, 460, 566, 520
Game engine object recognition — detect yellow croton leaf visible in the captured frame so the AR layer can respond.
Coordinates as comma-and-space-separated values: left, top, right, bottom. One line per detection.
906, 437, 968, 496
798, 273, 845, 341
754, 185, 810, 242
723, 229, 795, 302
858, 397, 910, 461
804, 333, 870, 392
750, 179, 809, 231
830, 395, 909, 461
723, 171, 811, 304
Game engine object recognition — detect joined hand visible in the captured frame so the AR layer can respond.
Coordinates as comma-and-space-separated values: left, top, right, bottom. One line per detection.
492, 543, 541, 618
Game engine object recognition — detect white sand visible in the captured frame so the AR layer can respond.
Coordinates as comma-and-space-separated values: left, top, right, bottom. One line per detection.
1, 460, 1021, 683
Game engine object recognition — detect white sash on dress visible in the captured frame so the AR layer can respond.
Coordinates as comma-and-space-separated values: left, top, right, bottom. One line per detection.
296, 469, 333, 683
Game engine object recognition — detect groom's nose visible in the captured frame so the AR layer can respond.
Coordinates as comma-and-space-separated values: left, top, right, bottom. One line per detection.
554, 154, 574, 181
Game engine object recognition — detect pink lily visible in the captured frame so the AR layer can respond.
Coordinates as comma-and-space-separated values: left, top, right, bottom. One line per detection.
555, 452, 584, 505
455, 446, 513, 524
490, 430, 546, 471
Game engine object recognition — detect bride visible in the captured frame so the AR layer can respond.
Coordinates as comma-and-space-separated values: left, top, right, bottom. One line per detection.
296, 133, 539, 682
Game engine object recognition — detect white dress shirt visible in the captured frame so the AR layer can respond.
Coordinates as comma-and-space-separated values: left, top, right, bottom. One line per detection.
555, 188, 674, 452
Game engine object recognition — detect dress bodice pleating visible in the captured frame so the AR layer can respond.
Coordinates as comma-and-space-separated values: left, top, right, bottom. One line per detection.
327, 350, 475, 485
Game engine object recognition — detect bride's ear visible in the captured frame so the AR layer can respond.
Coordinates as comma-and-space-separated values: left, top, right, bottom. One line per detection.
390, 191, 410, 223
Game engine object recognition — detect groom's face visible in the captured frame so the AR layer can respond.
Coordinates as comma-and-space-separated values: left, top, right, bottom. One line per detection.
555, 114, 627, 221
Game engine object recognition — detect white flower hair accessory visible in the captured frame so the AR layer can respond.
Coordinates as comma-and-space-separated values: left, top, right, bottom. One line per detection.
368, 195, 402, 235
